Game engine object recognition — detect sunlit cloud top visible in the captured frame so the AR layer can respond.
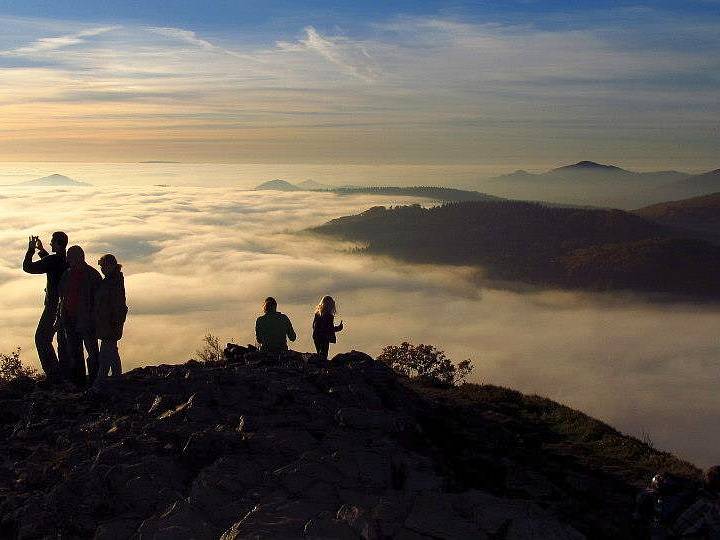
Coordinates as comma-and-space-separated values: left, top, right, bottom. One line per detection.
0, 1, 718, 169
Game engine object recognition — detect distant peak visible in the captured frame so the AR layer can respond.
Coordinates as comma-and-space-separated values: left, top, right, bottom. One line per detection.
17, 173, 91, 187
255, 179, 299, 191
555, 161, 624, 171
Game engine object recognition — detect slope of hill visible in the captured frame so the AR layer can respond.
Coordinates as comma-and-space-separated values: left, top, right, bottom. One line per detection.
254, 181, 499, 202
311, 200, 720, 297
481, 162, 689, 209
0, 350, 698, 538
553, 160, 626, 173
297, 179, 330, 190
331, 186, 501, 202
11, 174, 92, 187
255, 179, 300, 191
654, 169, 720, 201
634, 192, 720, 240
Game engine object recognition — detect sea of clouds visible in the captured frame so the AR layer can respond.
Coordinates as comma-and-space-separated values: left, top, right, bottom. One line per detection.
1, 184, 719, 467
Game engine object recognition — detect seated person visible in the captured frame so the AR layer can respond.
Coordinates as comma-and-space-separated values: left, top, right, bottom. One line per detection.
255, 297, 296, 354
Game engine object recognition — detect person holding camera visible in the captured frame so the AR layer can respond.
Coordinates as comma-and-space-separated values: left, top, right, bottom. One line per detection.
22, 232, 69, 382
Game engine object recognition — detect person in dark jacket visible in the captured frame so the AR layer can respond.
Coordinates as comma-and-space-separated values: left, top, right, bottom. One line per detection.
22, 232, 68, 382
57, 245, 102, 387
91, 254, 128, 390
255, 297, 296, 355
312, 295, 343, 360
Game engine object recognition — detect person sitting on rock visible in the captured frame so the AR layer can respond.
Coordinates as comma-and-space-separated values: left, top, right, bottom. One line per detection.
91, 254, 128, 390
670, 466, 720, 537
312, 295, 343, 360
57, 245, 102, 387
255, 297, 296, 355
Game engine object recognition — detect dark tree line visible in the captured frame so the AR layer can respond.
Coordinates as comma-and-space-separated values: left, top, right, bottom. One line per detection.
313, 200, 720, 296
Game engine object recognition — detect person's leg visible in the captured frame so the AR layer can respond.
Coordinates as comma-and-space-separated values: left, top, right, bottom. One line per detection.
109, 341, 122, 376
94, 339, 111, 389
63, 322, 85, 387
83, 331, 100, 385
314, 339, 329, 360
56, 322, 68, 380
34, 304, 60, 380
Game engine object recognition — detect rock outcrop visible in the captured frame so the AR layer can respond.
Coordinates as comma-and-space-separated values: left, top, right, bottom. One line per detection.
0, 349, 696, 539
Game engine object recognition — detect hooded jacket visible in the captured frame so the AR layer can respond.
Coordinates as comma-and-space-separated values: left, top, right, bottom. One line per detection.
94, 269, 128, 341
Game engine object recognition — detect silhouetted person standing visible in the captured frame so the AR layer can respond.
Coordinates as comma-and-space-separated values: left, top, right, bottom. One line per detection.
92, 254, 128, 390
58, 246, 101, 387
255, 297, 296, 355
312, 295, 343, 360
22, 232, 68, 382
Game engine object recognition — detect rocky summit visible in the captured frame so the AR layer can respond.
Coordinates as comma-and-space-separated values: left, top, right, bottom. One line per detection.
0, 349, 697, 539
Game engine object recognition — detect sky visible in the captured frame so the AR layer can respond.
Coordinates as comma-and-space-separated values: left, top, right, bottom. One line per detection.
0, 1, 718, 170
2, 183, 719, 466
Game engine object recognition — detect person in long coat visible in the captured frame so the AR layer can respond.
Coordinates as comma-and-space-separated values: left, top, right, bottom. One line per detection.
92, 254, 128, 389
57, 245, 101, 386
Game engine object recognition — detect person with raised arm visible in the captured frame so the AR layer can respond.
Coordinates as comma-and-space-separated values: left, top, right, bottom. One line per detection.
22, 232, 68, 383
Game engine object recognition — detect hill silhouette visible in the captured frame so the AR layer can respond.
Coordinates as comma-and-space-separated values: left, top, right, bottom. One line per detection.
254, 180, 499, 202
330, 186, 501, 202
255, 179, 300, 191
634, 192, 720, 242
653, 169, 720, 202
0, 350, 698, 538
553, 160, 627, 172
482, 162, 689, 208
7, 174, 92, 187
297, 179, 330, 191
311, 200, 720, 297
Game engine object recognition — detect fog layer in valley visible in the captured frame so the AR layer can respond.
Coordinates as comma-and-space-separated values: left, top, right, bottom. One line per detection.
1, 182, 718, 467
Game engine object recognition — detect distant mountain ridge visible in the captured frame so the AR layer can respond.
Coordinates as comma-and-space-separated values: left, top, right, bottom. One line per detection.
255, 180, 500, 202
312, 199, 720, 298
296, 179, 330, 190
553, 160, 626, 172
480, 161, 719, 209
255, 179, 300, 191
7, 174, 92, 187
635, 191, 720, 241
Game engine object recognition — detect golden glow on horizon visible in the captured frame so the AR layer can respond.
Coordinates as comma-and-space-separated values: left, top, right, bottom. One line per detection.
0, 18, 718, 168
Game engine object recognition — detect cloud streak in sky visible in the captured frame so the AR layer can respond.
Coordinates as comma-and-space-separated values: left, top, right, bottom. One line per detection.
0, 25, 119, 56
0, 9, 718, 167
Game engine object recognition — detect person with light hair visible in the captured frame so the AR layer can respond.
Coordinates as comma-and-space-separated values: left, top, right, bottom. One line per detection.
312, 295, 343, 360
92, 254, 128, 390
255, 297, 296, 355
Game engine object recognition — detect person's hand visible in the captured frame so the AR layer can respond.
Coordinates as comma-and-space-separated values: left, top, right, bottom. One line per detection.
27, 236, 37, 252
35, 238, 44, 252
